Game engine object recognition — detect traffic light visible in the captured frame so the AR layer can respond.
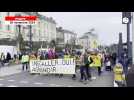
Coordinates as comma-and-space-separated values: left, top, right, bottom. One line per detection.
122, 12, 131, 24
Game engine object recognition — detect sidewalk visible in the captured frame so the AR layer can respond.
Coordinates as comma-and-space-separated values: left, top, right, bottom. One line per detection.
0, 64, 22, 77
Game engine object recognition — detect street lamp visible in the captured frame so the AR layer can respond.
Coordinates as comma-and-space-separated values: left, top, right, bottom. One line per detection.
132, 12, 134, 65
29, 25, 32, 53
16, 24, 21, 52
122, 12, 132, 59
15, 14, 21, 52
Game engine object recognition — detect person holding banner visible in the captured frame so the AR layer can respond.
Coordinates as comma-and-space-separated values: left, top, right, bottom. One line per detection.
71, 52, 77, 80
58, 52, 71, 78
96, 53, 102, 76
79, 53, 86, 82
79, 51, 93, 84
29, 52, 37, 60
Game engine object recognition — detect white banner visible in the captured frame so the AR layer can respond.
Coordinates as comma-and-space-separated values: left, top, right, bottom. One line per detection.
30, 58, 76, 74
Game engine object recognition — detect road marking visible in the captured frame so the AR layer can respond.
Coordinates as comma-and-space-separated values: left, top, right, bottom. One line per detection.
91, 77, 96, 80
0, 84, 4, 86
49, 84, 57, 86
0, 79, 4, 81
34, 82, 44, 85
55, 84, 63, 87
67, 86, 73, 87
49, 84, 63, 87
8, 80, 15, 82
20, 81, 29, 84
7, 85, 18, 87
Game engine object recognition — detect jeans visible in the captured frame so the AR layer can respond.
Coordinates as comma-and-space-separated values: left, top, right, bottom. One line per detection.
80, 64, 91, 80
123, 67, 128, 76
22, 62, 28, 71
98, 67, 101, 76
85, 64, 91, 79
1, 60, 5, 66
72, 65, 79, 78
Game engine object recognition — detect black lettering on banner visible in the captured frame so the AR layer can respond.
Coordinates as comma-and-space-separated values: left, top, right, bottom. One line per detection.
41, 61, 45, 66
32, 68, 36, 72
62, 59, 66, 65
46, 60, 51, 66
43, 61, 47, 66
51, 60, 54, 66
44, 68, 47, 72
52, 67, 56, 72
46, 68, 50, 73
51, 59, 57, 66
73, 59, 75, 64
66, 59, 71, 65
32, 61, 40, 67
62, 59, 72, 65
54, 59, 57, 66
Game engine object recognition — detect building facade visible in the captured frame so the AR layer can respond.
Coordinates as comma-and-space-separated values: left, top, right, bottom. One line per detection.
78, 31, 99, 50
56, 27, 64, 46
0, 12, 57, 49
63, 29, 77, 45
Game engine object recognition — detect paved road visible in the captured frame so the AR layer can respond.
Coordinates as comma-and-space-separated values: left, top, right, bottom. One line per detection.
0, 66, 114, 87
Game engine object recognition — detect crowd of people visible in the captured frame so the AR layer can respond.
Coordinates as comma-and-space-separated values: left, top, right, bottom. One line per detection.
0, 51, 23, 67
0, 52, 12, 66
0, 47, 131, 86
20, 47, 130, 85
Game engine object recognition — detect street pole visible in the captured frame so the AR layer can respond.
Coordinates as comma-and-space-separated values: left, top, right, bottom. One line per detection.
127, 23, 131, 59
118, 32, 123, 60
29, 25, 32, 53
17, 25, 21, 52
132, 12, 134, 65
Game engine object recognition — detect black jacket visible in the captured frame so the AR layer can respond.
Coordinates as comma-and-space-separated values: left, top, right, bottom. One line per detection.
126, 66, 134, 87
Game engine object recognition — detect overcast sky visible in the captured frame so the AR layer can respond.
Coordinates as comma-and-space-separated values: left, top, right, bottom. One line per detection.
39, 12, 132, 46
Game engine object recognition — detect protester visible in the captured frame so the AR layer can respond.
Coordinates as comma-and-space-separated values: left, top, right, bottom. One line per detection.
40, 52, 45, 60
6, 52, 11, 63
48, 48, 54, 59
0, 52, 5, 66
96, 53, 102, 76
119, 54, 129, 76
29, 52, 37, 60
86, 51, 93, 80
21, 52, 29, 71
105, 57, 111, 71
71, 51, 77, 80
113, 63, 126, 87
79, 50, 93, 84
112, 53, 117, 66
37, 53, 41, 60
126, 65, 134, 87
59, 52, 70, 78
79, 52, 87, 83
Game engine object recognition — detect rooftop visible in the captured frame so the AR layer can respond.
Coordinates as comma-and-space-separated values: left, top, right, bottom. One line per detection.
63, 29, 76, 35
23, 12, 56, 24
79, 35, 88, 39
